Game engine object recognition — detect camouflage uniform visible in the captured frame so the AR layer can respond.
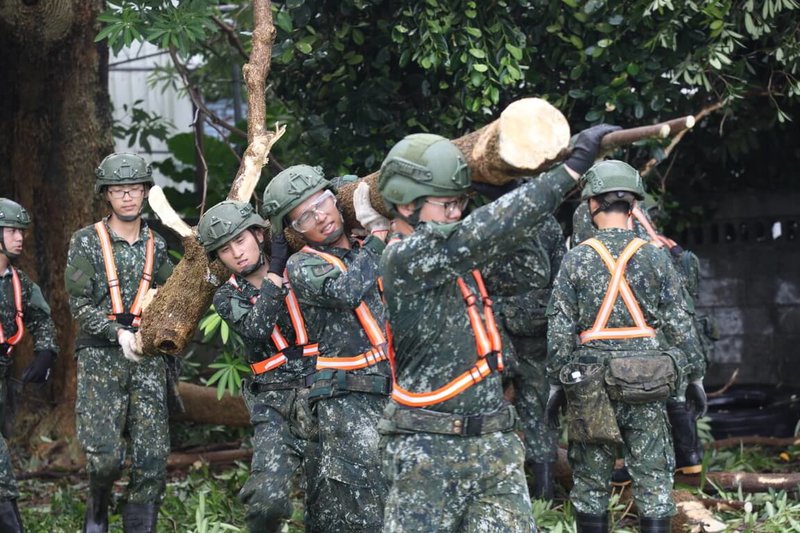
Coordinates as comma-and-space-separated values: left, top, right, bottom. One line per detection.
380, 166, 578, 532
493, 215, 565, 468
0, 268, 58, 501
286, 235, 390, 532
547, 227, 705, 518
213, 274, 318, 532
65, 217, 173, 503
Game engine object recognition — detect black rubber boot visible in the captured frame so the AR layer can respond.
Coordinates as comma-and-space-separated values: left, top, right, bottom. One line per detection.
575, 512, 609, 533
0, 499, 24, 533
668, 399, 703, 474
639, 516, 672, 532
83, 485, 112, 533
530, 462, 555, 500
121, 503, 159, 533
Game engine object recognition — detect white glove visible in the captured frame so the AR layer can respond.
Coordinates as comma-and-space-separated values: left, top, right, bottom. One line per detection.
118, 329, 143, 363
354, 182, 390, 233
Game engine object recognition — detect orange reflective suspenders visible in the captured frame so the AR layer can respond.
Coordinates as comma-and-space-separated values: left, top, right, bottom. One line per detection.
579, 237, 657, 343
300, 246, 388, 371
94, 222, 154, 328
390, 270, 504, 408
226, 274, 320, 375
0, 267, 25, 355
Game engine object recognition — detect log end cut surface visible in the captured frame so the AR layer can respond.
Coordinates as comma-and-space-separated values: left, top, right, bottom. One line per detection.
496, 98, 570, 172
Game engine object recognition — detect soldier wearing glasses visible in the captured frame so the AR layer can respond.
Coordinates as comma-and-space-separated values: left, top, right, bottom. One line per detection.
65, 153, 173, 533
261, 166, 391, 532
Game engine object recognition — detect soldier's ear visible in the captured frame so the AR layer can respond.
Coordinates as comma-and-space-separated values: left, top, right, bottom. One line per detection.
396, 202, 416, 218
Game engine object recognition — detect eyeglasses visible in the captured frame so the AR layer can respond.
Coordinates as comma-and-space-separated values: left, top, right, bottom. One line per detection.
107, 186, 145, 199
424, 195, 470, 216
291, 190, 337, 232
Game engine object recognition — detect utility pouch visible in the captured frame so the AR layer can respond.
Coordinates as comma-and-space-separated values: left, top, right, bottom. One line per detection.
560, 363, 622, 445
604, 354, 675, 404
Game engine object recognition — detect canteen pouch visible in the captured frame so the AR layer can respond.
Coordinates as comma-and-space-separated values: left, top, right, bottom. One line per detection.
604, 354, 676, 404
560, 363, 623, 445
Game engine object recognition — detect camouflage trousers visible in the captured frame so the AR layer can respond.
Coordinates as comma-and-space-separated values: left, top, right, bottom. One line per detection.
75, 346, 169, 504
240, 384, 319, 533
381, 430, 535, 532
307, 392, 388, 533
0, 435, 18, 501
568, 399, 675, 517
507, 334, 559, 465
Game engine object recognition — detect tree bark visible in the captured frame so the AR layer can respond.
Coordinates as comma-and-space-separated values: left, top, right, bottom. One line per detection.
140, 0, 280, 357
0, 0, 113, 465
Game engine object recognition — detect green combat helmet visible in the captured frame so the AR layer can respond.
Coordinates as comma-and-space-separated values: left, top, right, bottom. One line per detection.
197, 200, 266, 254
261, 165, 329, 233
377, 133, 470, 217
95, 153, 154, 194
580, 160, 645, 201
0, 198, 31, 230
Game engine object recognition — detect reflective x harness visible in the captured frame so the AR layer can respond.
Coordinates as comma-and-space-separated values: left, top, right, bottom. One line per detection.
579, 237, 656, 343
389, 270, 504, 408
300, 246, 388, 371
226, 274, 319, 375
0, 267, 24, 355
94, 222, 154, 328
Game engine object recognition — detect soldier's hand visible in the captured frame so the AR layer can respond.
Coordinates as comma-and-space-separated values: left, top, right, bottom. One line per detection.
545, 385, 567, 429
118, 329, 143, 363
565, 124, 621, 176
685, 380, 707, 419
354, 182, 390, 234
268, 231, 290, 276
21, 349, 56, 384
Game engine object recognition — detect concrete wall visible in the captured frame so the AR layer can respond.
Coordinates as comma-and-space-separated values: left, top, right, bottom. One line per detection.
682, 192, 800, 386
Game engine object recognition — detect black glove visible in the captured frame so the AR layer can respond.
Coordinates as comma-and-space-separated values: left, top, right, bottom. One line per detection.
685, 380, 708, 419
21, 349, 56, 384
565, 124, 622, 175
268, 231, 290, 276
545, 387, 567, 429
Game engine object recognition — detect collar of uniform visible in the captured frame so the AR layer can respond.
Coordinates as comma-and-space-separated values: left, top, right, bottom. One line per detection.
0, 267, 11, 278
306, 237, 359, 258
597, 227, 635, 237
101, 215, 151, 244
230, 273, 258, 296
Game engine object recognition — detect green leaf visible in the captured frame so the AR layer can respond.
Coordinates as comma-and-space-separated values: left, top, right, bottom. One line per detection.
504, 43, 523, 60
472, 63, 489, 72
296, 41, 313, 54
465, 27, 482, 38
569, 35, 583, 48
469, 48, 486, 59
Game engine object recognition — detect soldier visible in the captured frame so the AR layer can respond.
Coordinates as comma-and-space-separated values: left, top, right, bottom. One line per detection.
572, 198, 711, 480
0, 198, 58, 532
197, 200, 318, 533
261, 165, 391, 532
374, 127, 613, 532
546, 160, 706, 532
65, 153, 173, 533
471, 184, 566, 499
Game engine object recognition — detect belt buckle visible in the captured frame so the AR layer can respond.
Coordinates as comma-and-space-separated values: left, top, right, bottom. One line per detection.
454, 414, 483, 437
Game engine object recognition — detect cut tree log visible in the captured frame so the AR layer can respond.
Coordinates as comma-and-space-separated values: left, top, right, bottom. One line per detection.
170, 382, 249, 427
139, 1, 280, 357
334, 100, 696, 231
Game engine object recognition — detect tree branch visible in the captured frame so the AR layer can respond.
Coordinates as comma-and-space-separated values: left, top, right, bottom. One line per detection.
211, 14, 249, 61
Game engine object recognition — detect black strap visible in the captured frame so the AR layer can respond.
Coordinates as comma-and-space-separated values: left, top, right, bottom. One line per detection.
250, 373, 315, 393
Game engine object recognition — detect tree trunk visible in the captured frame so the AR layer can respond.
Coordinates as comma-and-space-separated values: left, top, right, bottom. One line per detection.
0, 0, 113, 466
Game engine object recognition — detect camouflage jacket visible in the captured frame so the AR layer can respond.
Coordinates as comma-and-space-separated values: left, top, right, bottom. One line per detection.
0, 267, 58, 356
547, 228, 705, 384
213, 274, 314, 384
65, 217, 173, 348
491, 214, 566, 337
381, 165, 576, 415
286, 235, 391, 380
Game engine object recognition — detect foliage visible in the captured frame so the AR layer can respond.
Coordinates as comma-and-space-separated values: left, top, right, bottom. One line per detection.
198, 305, 251, 399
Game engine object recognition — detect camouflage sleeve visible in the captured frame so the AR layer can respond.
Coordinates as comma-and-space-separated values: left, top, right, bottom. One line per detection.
287, 249, 381, 309
385, 165, 575, 294
656, 253, 706, 381
64, 231, 119, 343
213, 280, 287, 343
542, 216, 566, 284
545, 253, 580, 385
19, 273, 58, 353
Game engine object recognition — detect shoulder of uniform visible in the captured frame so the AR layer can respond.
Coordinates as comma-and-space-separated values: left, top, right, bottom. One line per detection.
71, 224, 101, 240
288, 252, 340, 282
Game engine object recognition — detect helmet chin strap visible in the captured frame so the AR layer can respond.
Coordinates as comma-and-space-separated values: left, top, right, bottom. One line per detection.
0, 236, 18, 260
239, 252, 266, 277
